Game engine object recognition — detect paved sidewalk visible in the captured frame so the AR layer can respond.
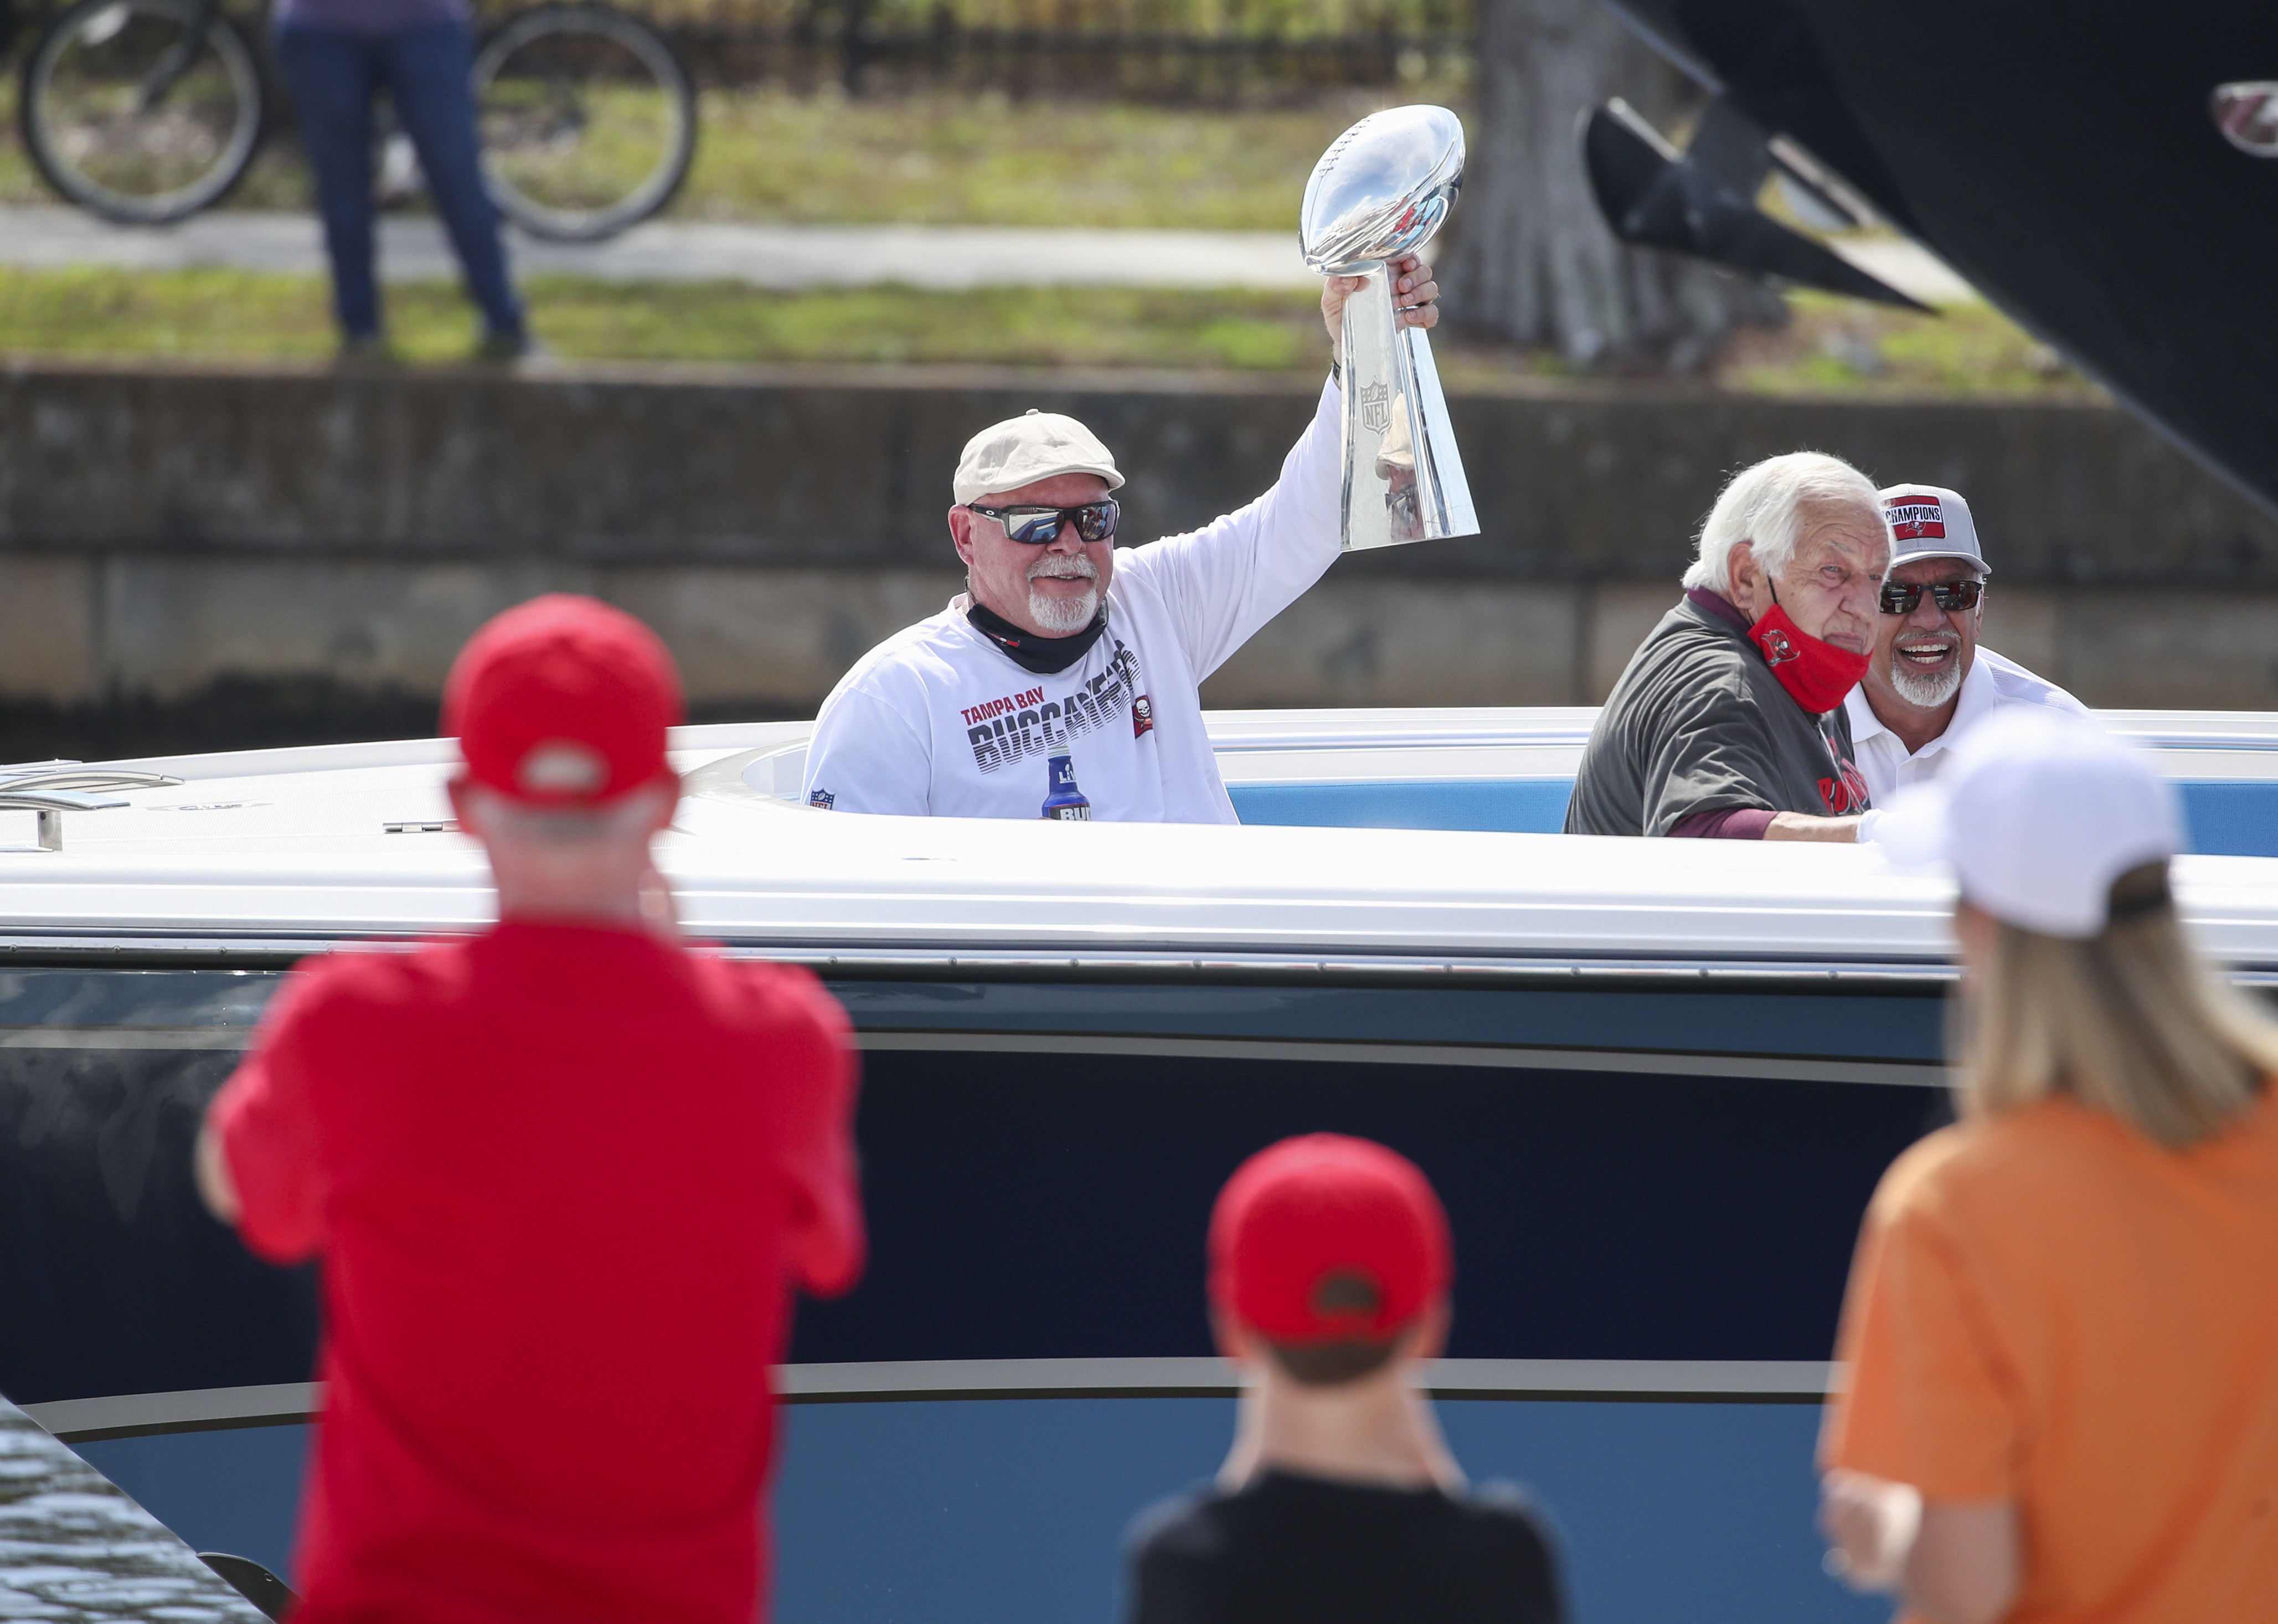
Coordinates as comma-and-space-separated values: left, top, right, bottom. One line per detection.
0, 205, 1316, 290
0, 203, 1977, 302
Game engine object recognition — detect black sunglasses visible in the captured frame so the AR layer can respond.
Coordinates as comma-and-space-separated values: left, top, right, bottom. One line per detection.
1880, 578, 1985, 615
965, 499, 1120, 546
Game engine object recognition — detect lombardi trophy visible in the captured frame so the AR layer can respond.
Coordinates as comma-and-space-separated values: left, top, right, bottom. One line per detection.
1300, 104, 1479, 551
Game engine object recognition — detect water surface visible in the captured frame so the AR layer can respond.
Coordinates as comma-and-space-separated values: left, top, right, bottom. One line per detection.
0, 1398, 262, 1622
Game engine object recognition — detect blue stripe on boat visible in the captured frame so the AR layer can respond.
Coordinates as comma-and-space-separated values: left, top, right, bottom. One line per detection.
1232, 777, 2278, 857
1230, 779, 1574, 833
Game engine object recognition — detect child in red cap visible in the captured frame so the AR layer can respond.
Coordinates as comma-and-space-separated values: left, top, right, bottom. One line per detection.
1125, 1133, 1564, 1624
194, 594, 864, 1624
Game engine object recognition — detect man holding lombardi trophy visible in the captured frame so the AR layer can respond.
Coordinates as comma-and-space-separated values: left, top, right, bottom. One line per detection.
801, 260, 1444, 822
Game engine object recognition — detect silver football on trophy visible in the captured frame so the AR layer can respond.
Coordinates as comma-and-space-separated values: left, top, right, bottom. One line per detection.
1301, 104, 1466, 276
1299, 105, 1476, 551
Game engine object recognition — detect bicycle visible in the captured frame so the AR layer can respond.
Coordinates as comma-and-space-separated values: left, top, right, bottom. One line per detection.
11, 0, 697, 239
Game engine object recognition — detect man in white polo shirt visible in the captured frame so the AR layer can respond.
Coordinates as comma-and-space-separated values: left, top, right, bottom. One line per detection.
800, 256, 1442, 822
1846, 483, 2085, 803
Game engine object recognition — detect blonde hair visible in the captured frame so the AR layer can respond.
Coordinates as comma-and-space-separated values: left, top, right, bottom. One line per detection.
1957, 863, 2278, 1148
1681, 451, 1882, 594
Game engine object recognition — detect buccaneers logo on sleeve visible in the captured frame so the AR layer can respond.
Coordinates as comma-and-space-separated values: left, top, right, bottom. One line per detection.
1132, 694, 1155, 738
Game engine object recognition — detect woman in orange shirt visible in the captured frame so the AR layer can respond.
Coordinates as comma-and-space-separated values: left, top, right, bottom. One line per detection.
1820, 709, 2278, 1624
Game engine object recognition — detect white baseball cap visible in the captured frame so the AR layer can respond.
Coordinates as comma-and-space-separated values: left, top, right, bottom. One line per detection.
953, 409, 1125, 505
1878, 483, 1990, 574
1874, 708, 2181, 938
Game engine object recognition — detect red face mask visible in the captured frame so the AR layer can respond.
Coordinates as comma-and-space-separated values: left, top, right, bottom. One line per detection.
1749, 600, 1868, 714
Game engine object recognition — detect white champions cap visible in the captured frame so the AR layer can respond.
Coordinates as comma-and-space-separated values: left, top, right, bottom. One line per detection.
1878, 483, 1990, 574
1875, 708, 2182, 938
953, 409, 1126, 505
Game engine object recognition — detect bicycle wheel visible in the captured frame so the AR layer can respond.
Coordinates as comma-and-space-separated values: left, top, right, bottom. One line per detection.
473, 3, 694, 242
19, 0, 261, 223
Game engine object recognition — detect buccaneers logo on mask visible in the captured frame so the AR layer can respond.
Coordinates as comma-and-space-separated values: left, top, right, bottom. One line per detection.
1748, 605, 1868, 714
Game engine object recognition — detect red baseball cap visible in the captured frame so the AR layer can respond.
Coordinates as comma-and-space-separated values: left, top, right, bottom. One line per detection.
1207, 1134, 1452, 1344
442, 595, 684, 806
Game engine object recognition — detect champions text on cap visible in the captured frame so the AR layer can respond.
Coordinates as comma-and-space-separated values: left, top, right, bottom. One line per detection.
1879, 483, 1991, 575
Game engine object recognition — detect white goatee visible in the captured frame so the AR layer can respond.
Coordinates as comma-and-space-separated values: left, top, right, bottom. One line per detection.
1890, 659, 1963, 709
1027, 555, 1100, 634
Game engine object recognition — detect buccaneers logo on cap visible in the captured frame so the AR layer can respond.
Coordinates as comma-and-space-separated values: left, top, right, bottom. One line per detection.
1760, 628, 1800, 666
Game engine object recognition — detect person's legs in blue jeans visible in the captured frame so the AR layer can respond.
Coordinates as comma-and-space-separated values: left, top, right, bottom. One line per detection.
275, 22, 384, 344
383, 20, 527, 347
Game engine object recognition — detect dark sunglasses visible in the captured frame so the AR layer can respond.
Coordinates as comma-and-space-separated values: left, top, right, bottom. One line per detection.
965, 499, 1120, 546
1880, 578, 1985, 615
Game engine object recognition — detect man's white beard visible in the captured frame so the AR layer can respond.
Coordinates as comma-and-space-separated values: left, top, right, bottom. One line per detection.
1027, 557, 1100, 633
1889, 656, 1963, 709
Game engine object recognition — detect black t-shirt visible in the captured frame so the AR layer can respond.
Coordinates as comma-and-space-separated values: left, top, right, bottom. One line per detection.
1126, 1470, 1564, 1624
1565, 591, 1870, 837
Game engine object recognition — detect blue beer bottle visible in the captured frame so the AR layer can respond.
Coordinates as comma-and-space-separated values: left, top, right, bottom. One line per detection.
1042, 749, 1091, 820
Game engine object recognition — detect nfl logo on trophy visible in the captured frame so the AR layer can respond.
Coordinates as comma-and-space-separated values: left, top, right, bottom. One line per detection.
1359, 382, 1391, 435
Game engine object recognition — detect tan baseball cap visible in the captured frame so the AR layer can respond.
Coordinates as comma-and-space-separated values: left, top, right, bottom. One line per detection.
952, 409, 1125, 504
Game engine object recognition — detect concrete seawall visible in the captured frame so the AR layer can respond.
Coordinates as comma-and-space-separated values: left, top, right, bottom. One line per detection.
4, 358, 2276, 755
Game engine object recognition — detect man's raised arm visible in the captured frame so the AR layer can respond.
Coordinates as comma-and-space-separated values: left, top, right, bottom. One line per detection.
1120, 254, 1442, 680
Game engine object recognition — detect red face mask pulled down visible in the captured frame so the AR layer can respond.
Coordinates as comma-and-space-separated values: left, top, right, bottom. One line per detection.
1748, 601, 1869, 715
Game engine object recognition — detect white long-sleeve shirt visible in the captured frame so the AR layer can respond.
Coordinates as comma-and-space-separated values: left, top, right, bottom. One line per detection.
802, 378, 1343, 822
1844, 646, 2087, 804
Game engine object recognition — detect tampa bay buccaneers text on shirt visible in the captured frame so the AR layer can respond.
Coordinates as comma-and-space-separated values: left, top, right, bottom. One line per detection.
800, 377, 1346, 824
1814, 712, 1873, 816
965, 641, 1146, 774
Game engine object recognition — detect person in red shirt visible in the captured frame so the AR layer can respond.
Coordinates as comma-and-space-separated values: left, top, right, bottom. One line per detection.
193, 594, 864, 1624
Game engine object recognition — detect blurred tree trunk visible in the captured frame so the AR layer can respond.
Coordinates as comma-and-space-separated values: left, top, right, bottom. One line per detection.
1440, 0, 1786, 372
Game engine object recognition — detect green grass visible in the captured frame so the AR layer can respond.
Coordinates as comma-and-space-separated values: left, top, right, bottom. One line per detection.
0, 265, 2105, 395
675, 87, 1395, 229
1717, 290, 2104, 400
0, 79, 1416, 229
532, 277, 1328, 366
0, 265, 355, 362
0, 264, 1330, 367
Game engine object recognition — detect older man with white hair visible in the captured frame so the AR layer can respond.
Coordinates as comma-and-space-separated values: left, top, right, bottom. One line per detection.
801, 256, 1441, 822
1567, 452, 1885, 840
1846, 483, 2084, 804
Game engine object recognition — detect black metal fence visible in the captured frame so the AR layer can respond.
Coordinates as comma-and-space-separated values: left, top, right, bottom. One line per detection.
671, 21, 1468, 97
633, 0, 1474, 98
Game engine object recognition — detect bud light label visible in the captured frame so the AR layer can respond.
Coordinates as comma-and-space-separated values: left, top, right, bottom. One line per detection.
1042, 750, 1091, 820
